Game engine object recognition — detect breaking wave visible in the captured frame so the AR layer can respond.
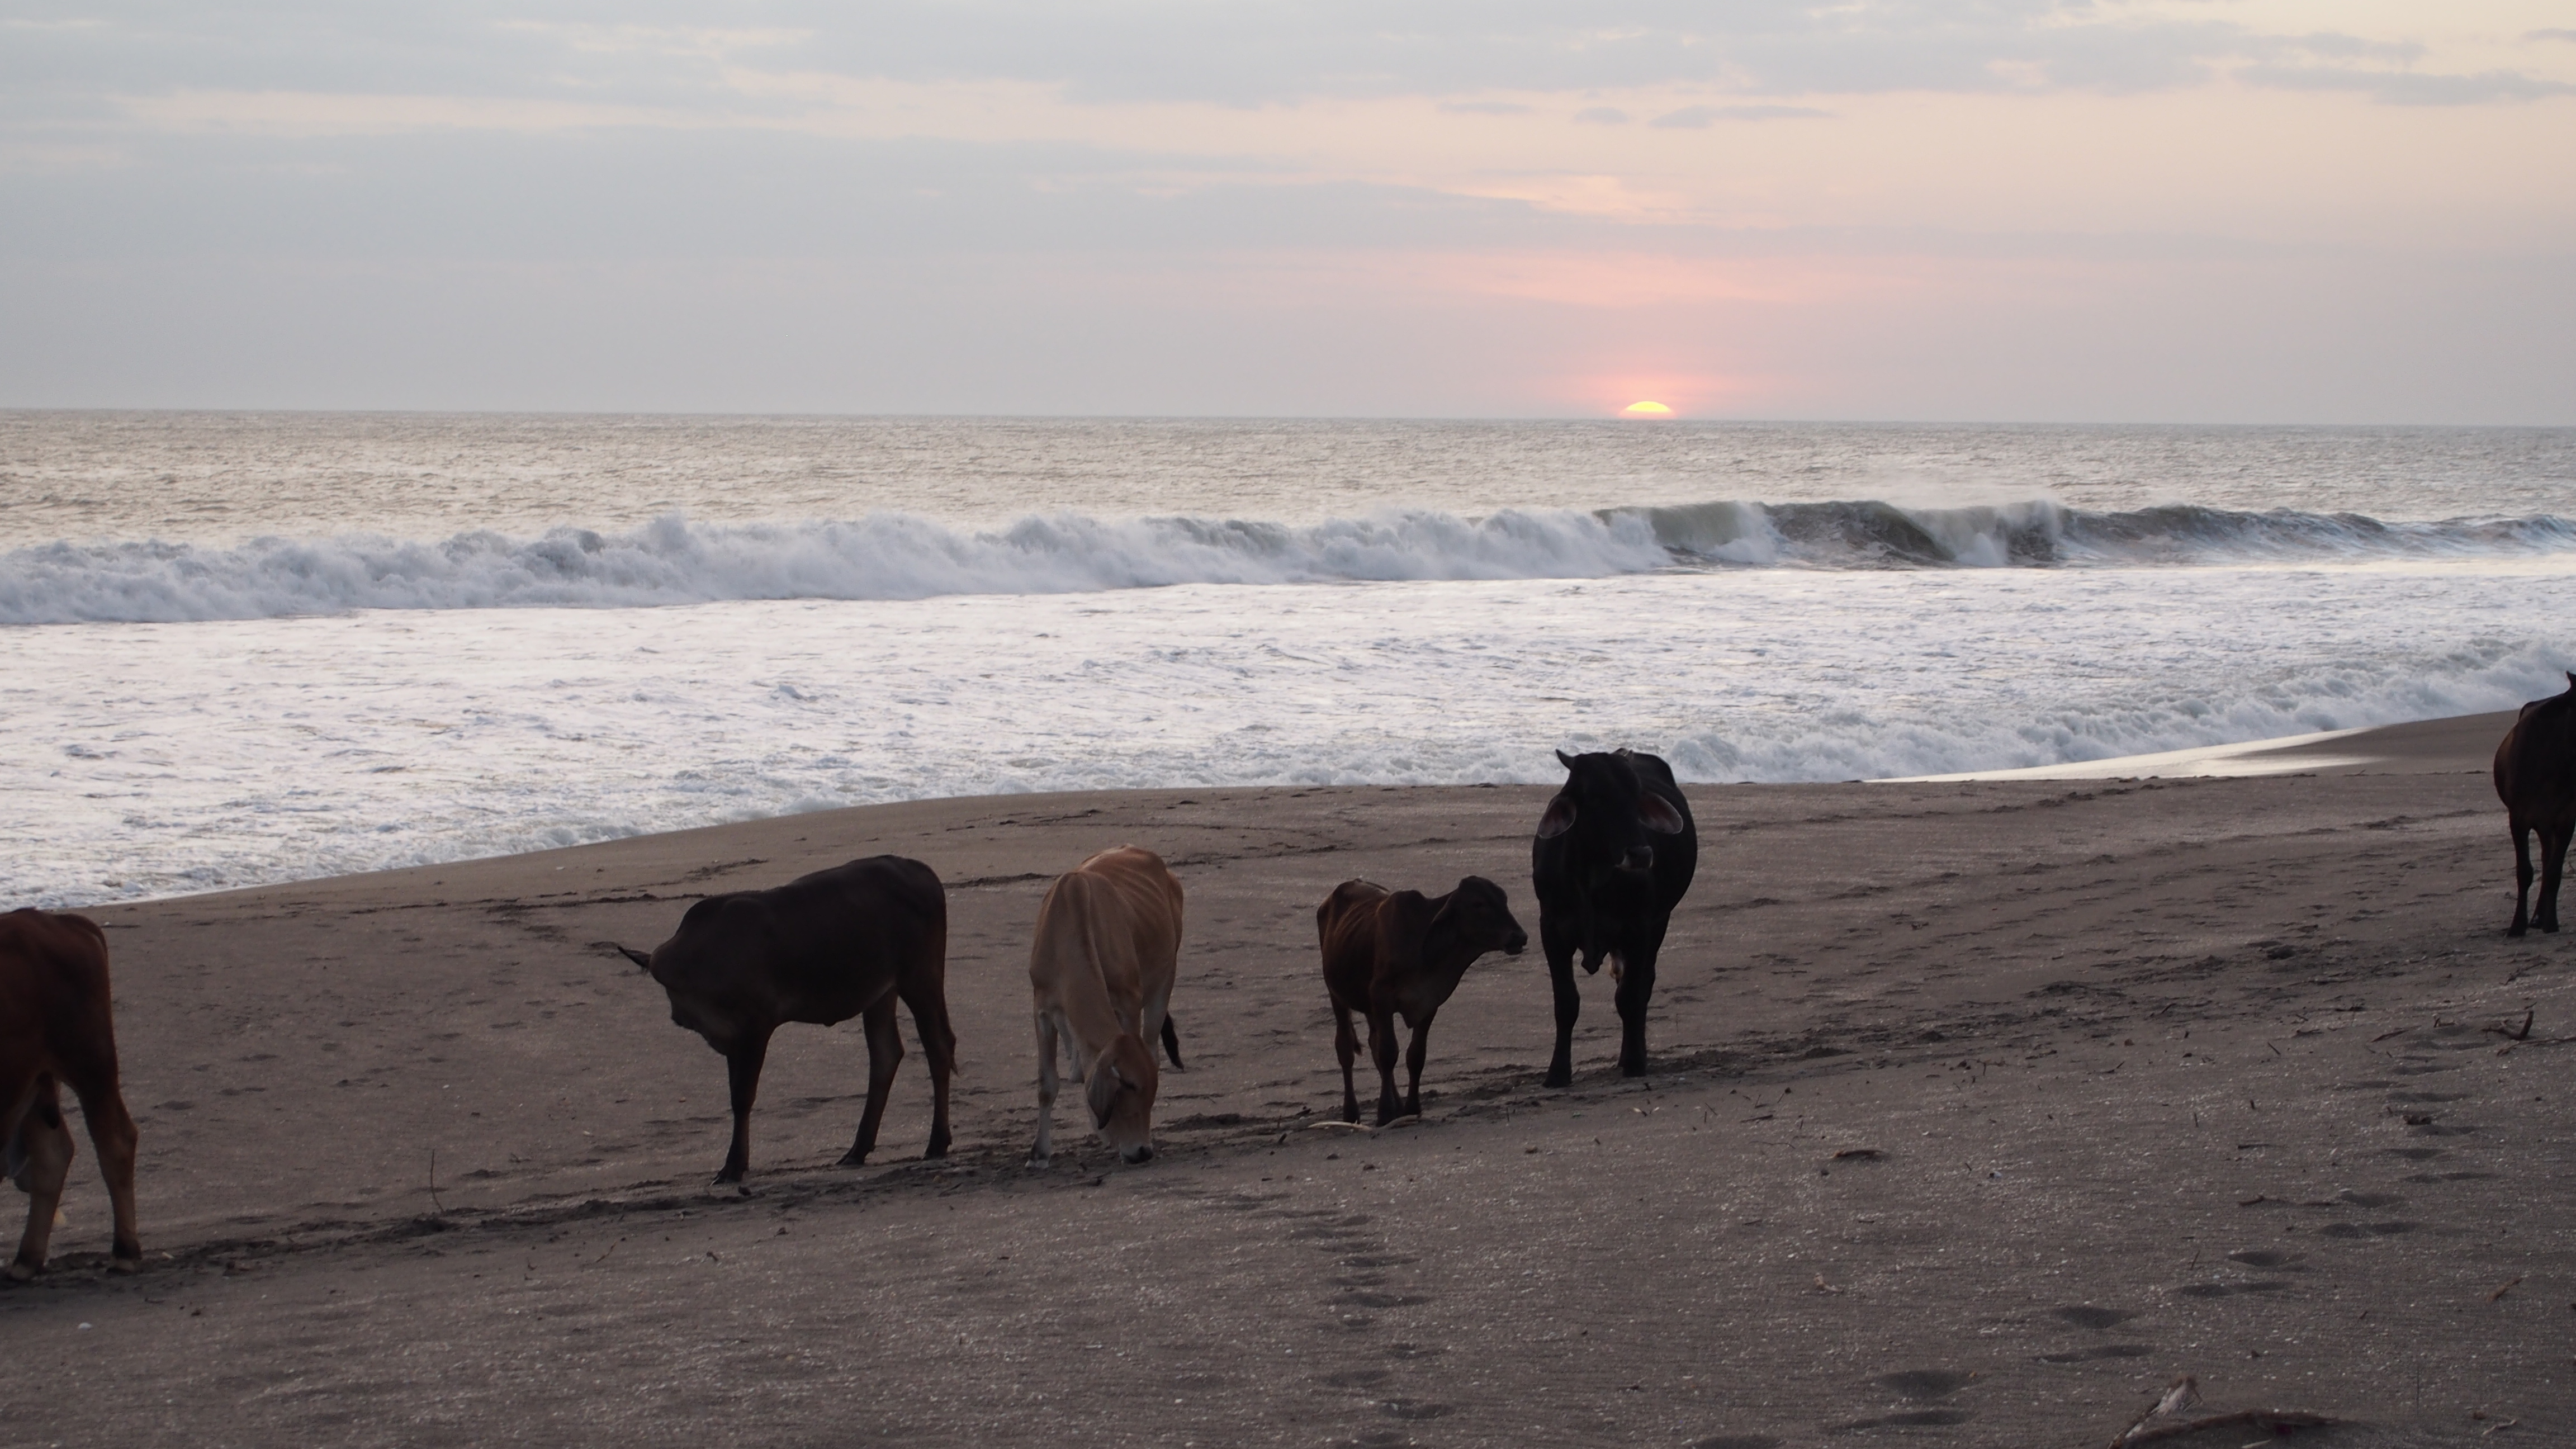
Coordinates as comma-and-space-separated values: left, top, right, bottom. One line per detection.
7, 499, 2575, 624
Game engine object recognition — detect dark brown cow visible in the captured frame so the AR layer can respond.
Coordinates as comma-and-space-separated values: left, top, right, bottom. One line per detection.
2, 908, 141, 1278
1533, 748, 1698, 1085
613, 855, 955, 1185
2496, 673, 2576, 936
1318, 876, 1528, 1125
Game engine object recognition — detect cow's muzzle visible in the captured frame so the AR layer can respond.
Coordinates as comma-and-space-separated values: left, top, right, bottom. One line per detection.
1621, 846, 1655, 872
1503, 930, 1530, 955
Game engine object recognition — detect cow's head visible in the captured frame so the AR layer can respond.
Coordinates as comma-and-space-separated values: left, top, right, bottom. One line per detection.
1431, 875, 1530, 960
1537, 748, 1685, 877
1087, 1033, 1162, 1164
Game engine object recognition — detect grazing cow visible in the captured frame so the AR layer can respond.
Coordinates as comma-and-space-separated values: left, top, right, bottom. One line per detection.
613, 855, 955, 1186
1028, 846, 1185, 1167
1318, 876, 1528, 1125
1532, 748, 1698, 1086
1, 908, 141, 1278
2496, 673, 2576, 936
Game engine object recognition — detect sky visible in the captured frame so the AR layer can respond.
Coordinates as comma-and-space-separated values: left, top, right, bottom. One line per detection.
3, 2, 2573, 421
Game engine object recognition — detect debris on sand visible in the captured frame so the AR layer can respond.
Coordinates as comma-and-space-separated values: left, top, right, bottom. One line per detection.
2108, 1375, 2341, 1446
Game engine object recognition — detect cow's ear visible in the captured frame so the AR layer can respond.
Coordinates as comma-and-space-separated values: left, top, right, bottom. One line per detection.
1537, 796, 1578, 839
1421, 893, 1460, 956
1087, 1066, 1121, 1129
1555, 749, 1578, 770
1639, 792, 1685, 834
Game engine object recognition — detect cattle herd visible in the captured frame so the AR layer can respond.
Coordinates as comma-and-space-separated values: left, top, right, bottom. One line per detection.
5, 691, 2569, 1280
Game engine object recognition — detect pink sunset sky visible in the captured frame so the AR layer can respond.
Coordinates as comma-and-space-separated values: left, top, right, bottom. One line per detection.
3, 2, 2571, 421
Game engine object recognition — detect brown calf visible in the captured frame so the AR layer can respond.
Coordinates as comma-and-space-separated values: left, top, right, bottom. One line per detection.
2, 908, 141, 1278
1318, 877, 1527, 1126
1029, 846, 1185, 1167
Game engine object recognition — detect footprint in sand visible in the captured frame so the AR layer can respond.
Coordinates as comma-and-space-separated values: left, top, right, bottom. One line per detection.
1827, 1368, 1978, 1431
2051, 1305, 2133, 1332
2037, 1344, 2153, 1362
2175, 1280, 2290, 1298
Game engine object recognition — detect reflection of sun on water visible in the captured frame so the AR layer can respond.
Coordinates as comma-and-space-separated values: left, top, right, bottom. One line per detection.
1620, 400, 1674, 419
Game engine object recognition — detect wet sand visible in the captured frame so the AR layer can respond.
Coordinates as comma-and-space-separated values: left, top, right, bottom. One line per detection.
4, 712, 2572, 1447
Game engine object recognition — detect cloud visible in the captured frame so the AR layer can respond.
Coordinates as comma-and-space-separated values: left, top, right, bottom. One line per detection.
2240, 65, 2576, 107
1439, 100, 1532, 115
1573, 106, 1630, 124
11, 3, 2572, 127
1649, 103, 1830, 127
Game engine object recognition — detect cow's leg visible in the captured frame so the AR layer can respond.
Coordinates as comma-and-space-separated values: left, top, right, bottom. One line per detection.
1614, 950, 1658, 1077
1401, 1008, 1435, 1120
716, 1029, 773, 1186
1369, 1008, 1404, 1126
70, 1078, 141, 1269
902, 988, 956, 1161
2542, 821, 2574, 934
1030, 1012, 1060, 1168
1332, 1001, 1362, 1124
7, 1084, 73, 1281
2511, 817, 2536, 936
1615, 918, 1670, 1077
1542, 913, 1581, 1089
840, 1000, 905, 1168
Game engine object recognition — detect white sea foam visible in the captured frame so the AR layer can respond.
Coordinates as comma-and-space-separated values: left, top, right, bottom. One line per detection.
6, 501, 2576, 625
7, 564, 2573, 907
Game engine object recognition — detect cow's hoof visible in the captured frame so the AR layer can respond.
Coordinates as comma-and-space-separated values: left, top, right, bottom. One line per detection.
834, 1149, 869, 1168
712, 1171, 745, 1187
4, 1260, 34, 1283
2510, 925, 2528, 937
922, 1133, 951, 1161
109, 1255, 141, 1275
1543, 1070, 1571, 1090
1027, 1153, 1052, 1171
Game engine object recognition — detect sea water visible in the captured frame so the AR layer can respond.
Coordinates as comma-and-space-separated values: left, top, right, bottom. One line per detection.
6, 413, 2573, 907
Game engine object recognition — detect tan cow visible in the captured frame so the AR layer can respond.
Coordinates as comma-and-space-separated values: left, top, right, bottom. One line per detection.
1027, 846, 1185, 1167
2, 908, 141, 1278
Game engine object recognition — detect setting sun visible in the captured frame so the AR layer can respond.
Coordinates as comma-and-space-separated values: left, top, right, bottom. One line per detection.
1619, 400, 1674, 418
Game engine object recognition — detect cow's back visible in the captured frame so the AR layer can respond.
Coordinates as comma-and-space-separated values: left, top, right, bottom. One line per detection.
1074, 846, 1183, 985
1315, 880, 1390, 1003
1034, 847, 1181, 1012
2497, 697, 2576, 825
0, 910, 116, 1084
662, 856, 944, 1029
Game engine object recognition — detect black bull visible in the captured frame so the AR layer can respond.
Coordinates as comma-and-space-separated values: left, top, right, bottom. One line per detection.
614, 855, 956, 1185
1532, 749, 1697, 1086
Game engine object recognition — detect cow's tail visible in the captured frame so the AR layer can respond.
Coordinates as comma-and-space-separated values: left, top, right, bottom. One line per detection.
1160, 1014, 1185, 1071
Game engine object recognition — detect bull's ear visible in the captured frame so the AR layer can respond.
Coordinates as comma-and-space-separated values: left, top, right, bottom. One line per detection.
1537, 795, 1577, 839
1087, 1066, 1121, 1129
614, 944, 653, 972
1639, 792, 1685, 834
1555, 749, 1578, 770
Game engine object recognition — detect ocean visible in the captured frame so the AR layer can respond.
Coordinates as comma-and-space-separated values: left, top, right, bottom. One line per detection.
6, 411, 2574, 908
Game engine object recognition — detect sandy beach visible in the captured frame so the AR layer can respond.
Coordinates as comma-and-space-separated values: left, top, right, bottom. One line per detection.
4, 709, 2572, 1446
